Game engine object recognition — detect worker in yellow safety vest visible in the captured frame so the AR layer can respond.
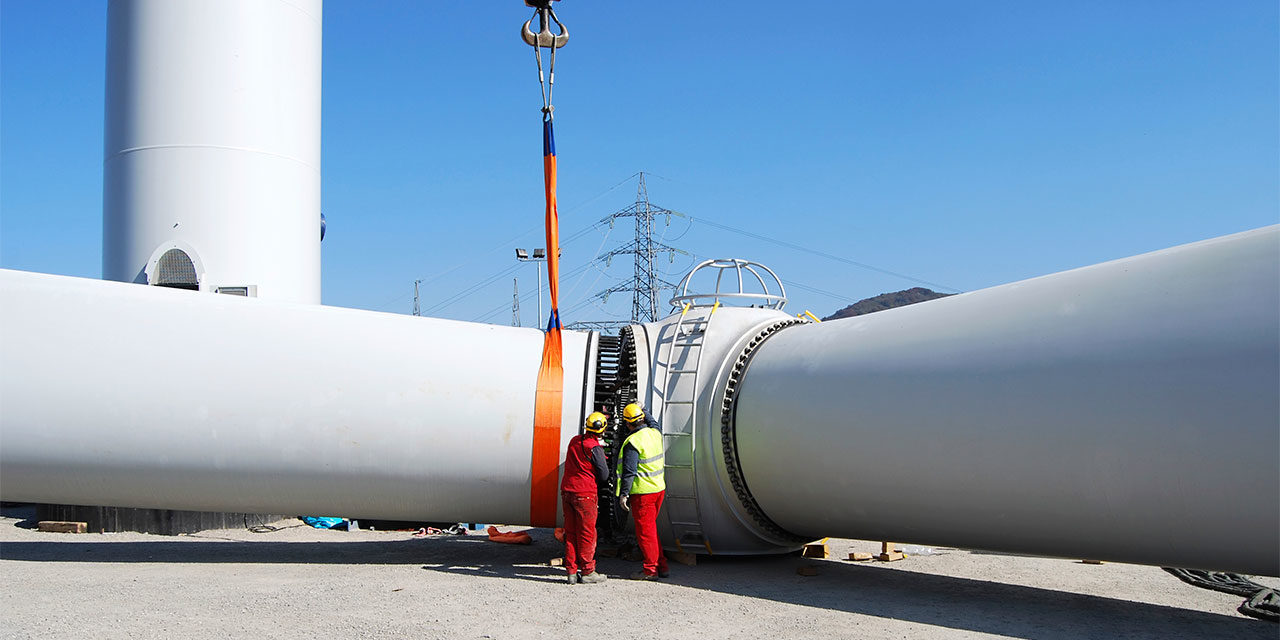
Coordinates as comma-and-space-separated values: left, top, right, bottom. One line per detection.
616, 403, 669, 580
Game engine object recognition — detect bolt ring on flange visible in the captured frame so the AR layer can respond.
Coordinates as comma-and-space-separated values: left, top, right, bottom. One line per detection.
719, 319, 810, 544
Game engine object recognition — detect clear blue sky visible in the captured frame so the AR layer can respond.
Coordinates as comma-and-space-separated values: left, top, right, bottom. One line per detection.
2, 1, 1277, 325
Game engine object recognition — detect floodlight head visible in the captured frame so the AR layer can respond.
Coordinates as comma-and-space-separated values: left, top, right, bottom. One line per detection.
515, 249, 529, 259
533, 248, 546, 259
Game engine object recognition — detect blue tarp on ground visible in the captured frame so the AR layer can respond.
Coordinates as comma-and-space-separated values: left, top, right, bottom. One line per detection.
300, 516, 346, 529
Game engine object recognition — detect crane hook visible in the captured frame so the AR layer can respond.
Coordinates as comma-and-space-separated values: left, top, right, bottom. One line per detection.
521, 1, 568, 49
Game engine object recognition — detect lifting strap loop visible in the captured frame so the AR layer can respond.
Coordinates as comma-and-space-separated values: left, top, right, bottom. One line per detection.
529, 118, 565, 528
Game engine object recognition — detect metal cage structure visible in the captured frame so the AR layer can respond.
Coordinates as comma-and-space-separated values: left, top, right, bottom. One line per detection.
669, 258, 788, 311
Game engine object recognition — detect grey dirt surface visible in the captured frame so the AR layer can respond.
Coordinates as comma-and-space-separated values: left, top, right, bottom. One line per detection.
0, 506, 1275, 640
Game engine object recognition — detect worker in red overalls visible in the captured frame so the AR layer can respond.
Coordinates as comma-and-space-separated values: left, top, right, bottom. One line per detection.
560, 411, 611, 584
616, 403, 669, 580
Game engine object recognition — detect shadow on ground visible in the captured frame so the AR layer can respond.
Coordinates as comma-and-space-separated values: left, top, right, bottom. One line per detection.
1, 529, 1270, 639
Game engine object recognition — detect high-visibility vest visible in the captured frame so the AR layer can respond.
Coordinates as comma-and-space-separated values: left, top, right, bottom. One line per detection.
615, 426, 665, 496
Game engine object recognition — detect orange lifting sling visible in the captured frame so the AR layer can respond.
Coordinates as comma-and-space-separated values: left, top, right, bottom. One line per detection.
524, 0, 569, 527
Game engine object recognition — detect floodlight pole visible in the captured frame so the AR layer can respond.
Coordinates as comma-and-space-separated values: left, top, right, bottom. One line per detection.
515, 248, 547, 328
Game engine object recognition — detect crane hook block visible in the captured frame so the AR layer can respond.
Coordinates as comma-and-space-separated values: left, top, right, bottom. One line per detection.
522, 5, 568, 49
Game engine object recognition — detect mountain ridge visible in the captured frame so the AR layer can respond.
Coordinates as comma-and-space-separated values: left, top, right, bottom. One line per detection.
823, 287, 954, 321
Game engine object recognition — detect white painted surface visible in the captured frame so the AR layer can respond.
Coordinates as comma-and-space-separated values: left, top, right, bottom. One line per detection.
734, 226, 1280, 575
0, 271, 590, 526
103, 0, 322, 302
631, 306, 802, 555
4, 224, 1276, 575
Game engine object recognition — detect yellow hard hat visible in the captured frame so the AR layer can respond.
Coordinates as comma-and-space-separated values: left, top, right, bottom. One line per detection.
584, 411, 608, 434
622, 403, 645, 424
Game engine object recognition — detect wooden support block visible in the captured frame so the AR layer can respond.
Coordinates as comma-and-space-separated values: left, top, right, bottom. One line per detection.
1080, 559, 1104, 565
847, 552, 874, 561
549, 557, 565, 567
666, 550, 697, 566
878, 541, 905, 562
802, 541, 829, 559
796, 565, 821, 576
37, 521, 87, 534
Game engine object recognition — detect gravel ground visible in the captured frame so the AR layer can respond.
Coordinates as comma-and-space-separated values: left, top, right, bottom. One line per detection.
1, 506, 1275, 639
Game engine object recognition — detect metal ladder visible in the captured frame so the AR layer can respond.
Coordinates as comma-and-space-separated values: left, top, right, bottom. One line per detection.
660, 302, 718, 554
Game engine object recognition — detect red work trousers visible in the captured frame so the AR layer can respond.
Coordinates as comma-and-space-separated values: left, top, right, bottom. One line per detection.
628, 490, 668, 576
562, 491, 598, 575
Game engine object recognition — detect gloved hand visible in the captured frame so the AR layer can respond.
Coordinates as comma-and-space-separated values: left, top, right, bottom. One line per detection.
619, 495, 630, 512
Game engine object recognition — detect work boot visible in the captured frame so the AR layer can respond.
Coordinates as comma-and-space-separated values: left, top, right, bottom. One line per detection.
579, 572, 607, 584
566, 573, 579, 584
628, 571, 657, 581
658, 569, 670, 578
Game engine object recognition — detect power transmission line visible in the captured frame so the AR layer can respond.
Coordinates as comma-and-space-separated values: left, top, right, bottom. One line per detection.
372, 176, 644, 314
472, 260, 595, 324
422, 222, 604, 317
397, 172, 959, 323
580, 172, 688, 324
680, 214, 962, 293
